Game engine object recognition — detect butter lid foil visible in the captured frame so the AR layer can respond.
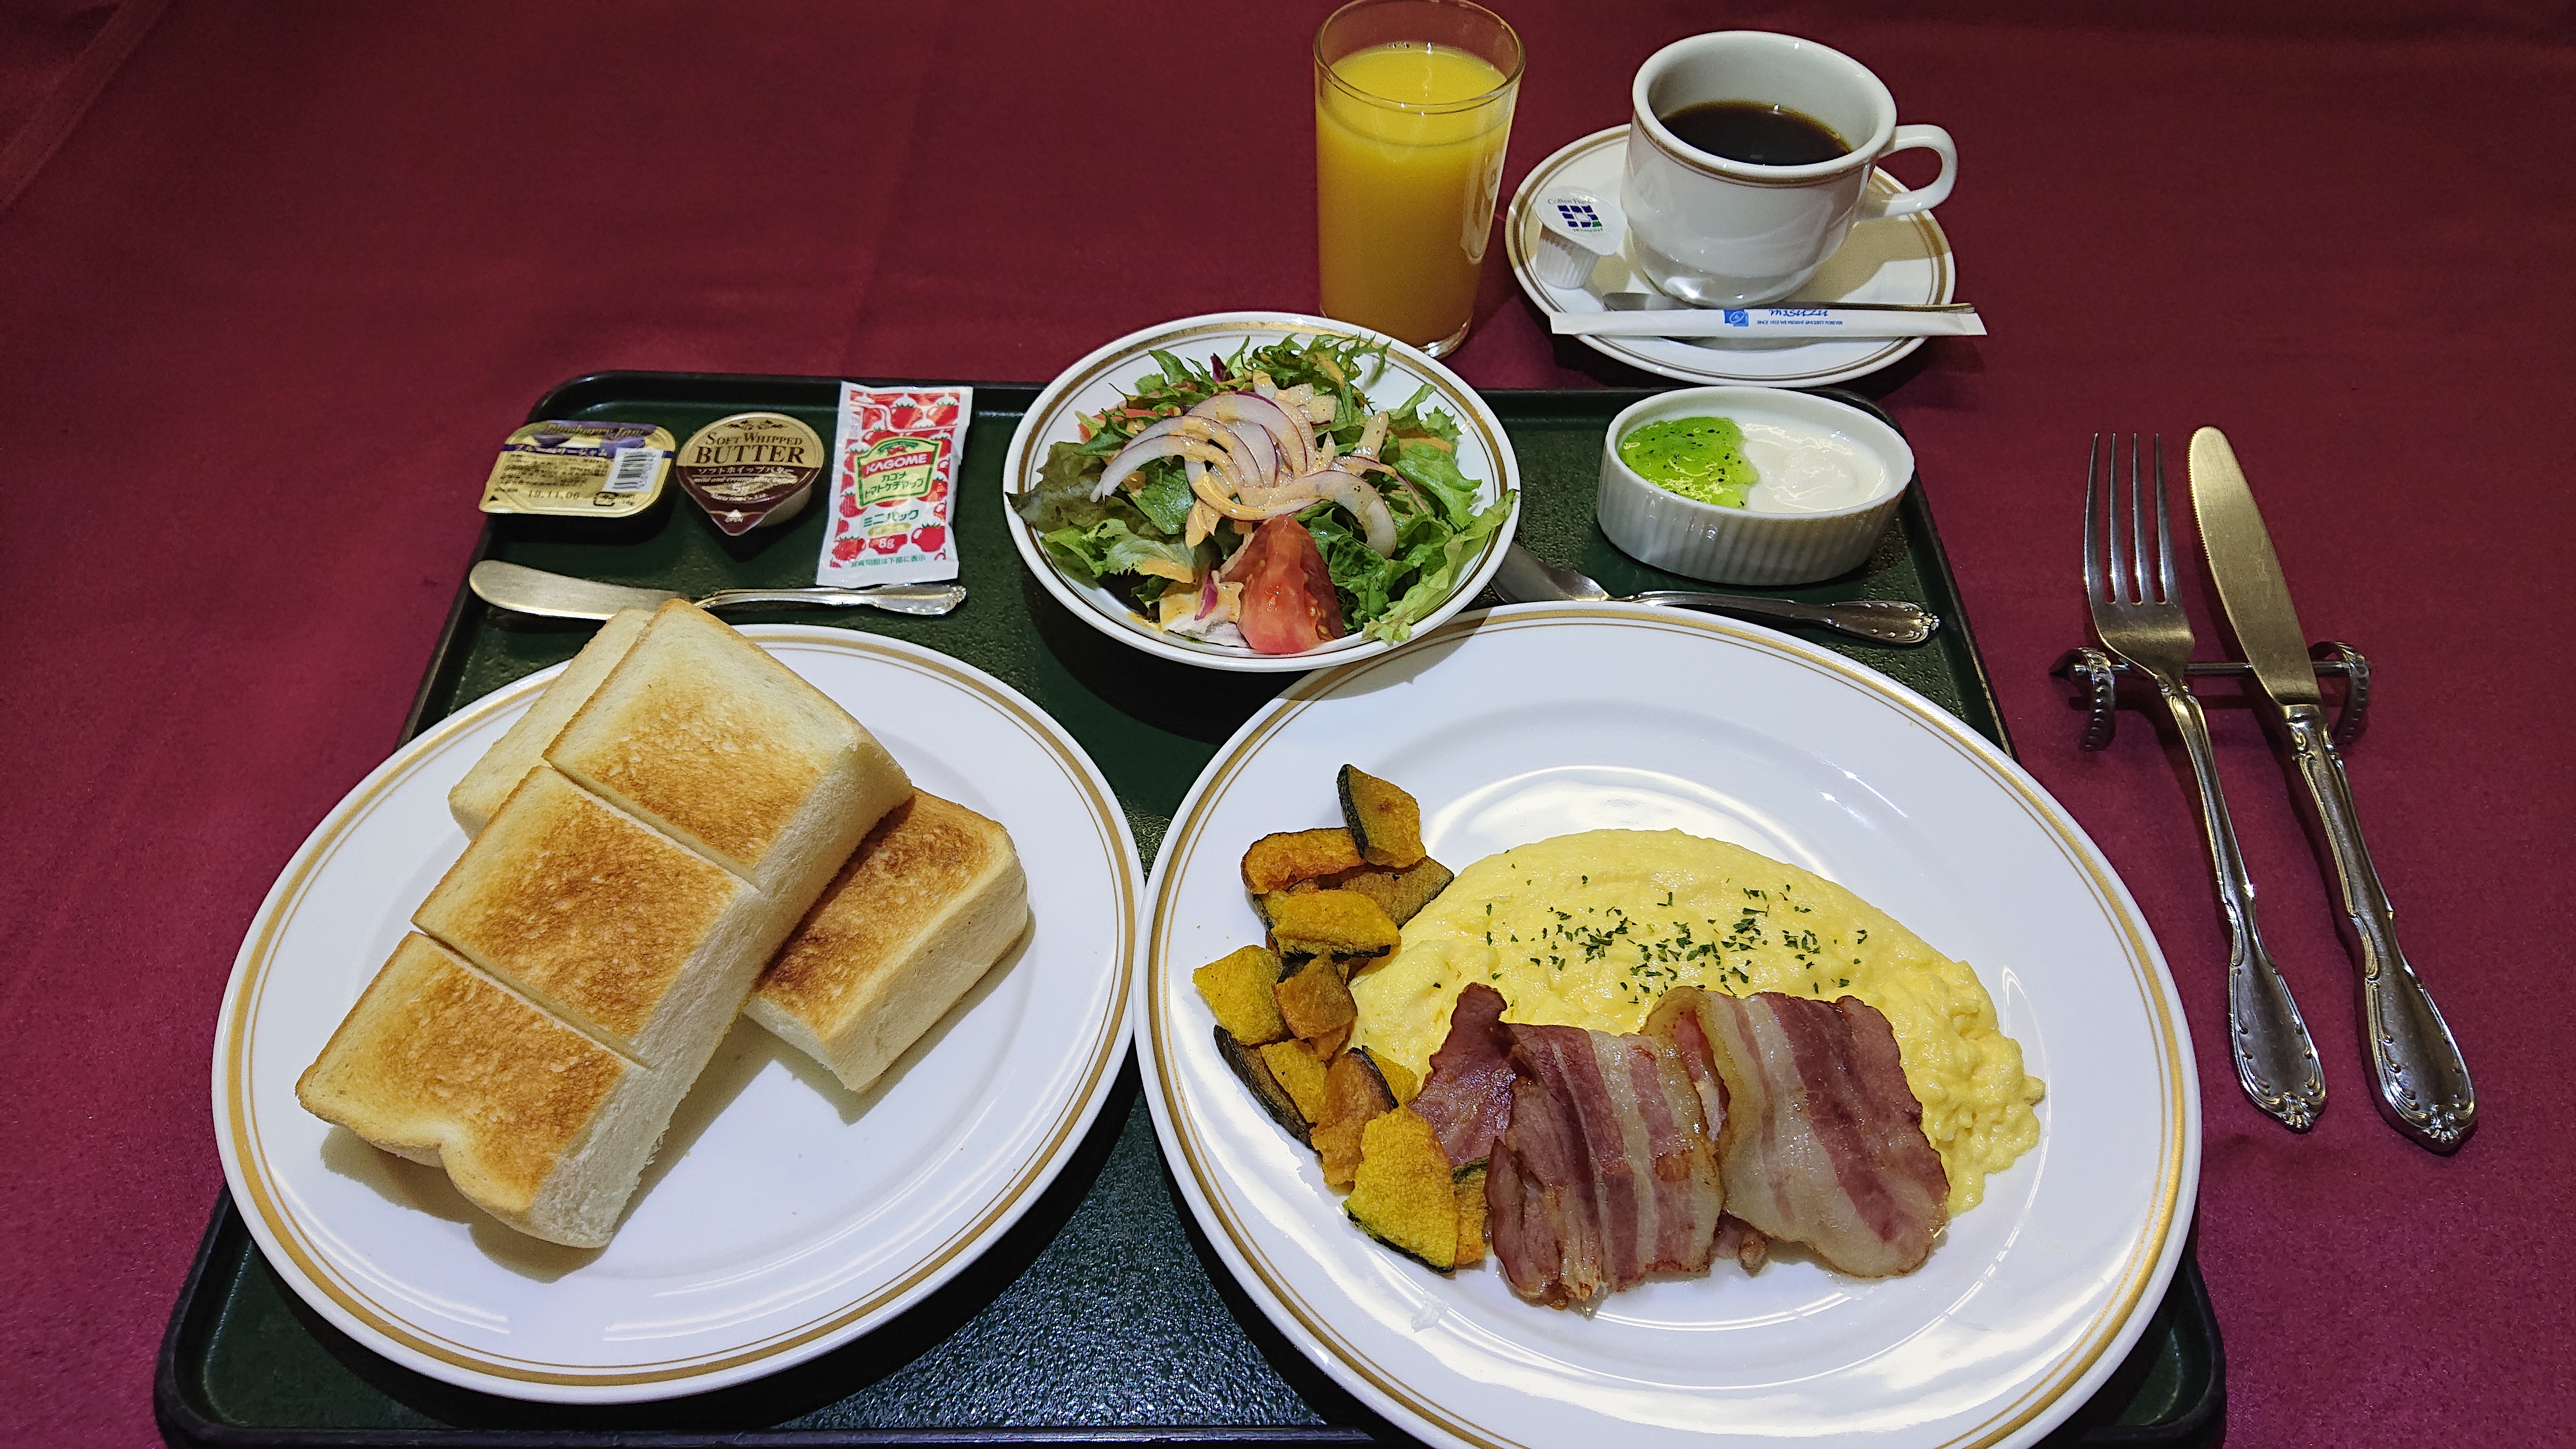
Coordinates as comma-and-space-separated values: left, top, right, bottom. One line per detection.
480, 422, 675, 517
675, 412, 826, 536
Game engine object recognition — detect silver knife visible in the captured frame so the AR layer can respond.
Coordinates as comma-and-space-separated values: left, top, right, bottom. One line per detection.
468, 559, 967, 620
2188, 427, 2474, 1151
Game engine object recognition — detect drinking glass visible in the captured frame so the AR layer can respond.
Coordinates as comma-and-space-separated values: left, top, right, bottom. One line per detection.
1313, 0, 1522, 356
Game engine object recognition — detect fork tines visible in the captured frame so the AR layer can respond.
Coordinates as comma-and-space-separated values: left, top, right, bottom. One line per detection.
2084, 433, 2174, 607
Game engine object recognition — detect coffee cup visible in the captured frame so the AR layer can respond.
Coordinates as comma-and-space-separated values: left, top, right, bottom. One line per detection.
1622, 32, 1955, 307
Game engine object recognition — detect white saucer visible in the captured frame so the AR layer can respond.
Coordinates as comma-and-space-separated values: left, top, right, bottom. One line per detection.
1507, 126, 1960, 387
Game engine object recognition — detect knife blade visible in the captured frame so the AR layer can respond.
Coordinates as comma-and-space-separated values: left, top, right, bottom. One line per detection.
468, 560, 967, 620
2188, 427, 2474, 1150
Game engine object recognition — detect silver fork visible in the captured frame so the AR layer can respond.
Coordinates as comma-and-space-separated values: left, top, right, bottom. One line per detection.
2086, 435, 2327, 1130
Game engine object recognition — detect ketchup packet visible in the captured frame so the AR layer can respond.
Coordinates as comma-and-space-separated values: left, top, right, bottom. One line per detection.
817, 384, 972, 586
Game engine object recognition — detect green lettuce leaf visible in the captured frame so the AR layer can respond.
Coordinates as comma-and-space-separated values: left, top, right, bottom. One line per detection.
1036, 516, 1200, 583
1389, 436, 1481, 529
1304, 511, 1401, 624
1127, 461, 1197, 535
1361, 491, 1515, 643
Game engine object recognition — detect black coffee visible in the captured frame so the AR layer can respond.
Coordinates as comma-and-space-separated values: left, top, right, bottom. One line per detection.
1658, 101, 1849, 166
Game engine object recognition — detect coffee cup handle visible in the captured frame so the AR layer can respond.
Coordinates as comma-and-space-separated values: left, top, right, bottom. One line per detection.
1862, 125, 1956, 220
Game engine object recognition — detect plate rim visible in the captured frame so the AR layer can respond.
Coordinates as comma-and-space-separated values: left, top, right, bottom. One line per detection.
210, 626, 1143, 1402
999, 308, 1523, 673
1506, 126, 1956, 388
1135, 603, 2201, 1449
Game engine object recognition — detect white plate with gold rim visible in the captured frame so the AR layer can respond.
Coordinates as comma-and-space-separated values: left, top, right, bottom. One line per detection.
212, 627, 1141, 1403
1001, 310, 1521, 673
1137, 604, 2197, 1449
1507, 127, 1959, 387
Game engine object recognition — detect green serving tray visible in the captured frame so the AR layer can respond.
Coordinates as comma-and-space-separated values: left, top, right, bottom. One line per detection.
157, 375, 2220, 1448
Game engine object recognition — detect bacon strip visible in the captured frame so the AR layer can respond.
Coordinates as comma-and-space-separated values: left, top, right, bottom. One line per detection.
1406, 982, 1517, 1167
1646, 987, 1948, 1278
1486, 1023, 1722, 1307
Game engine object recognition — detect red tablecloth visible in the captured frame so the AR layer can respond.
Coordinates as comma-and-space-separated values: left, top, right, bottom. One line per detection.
4, 3, 2571, 1444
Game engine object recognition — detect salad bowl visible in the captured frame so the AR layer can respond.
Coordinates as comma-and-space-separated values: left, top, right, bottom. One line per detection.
1002, 311, 1522, 673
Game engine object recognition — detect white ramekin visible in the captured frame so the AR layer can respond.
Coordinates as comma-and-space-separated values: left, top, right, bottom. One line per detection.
1595, 387, 1911, 586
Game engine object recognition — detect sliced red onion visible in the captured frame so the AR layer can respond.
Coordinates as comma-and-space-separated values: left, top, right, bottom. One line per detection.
1093, 417, 1195, 499
1192, 394, 1308, 481
1191, 472, 1288, 520
1324, 451, 1429, 514
1237, 479, 1325, 509
1310, 468, 1398, 555
1171, 417, 1263, 494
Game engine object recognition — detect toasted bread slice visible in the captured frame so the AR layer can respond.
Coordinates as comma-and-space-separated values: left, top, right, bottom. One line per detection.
414, 764, 761, 1068
317, 603, 917, 1247
747, 793, 1029, 1094
545, 601, 910, 898
297, 935, 651, 1247
448, 607, 653, 836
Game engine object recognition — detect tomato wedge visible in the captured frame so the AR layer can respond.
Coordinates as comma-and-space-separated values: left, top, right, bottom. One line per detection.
1229, 517, 1346, 655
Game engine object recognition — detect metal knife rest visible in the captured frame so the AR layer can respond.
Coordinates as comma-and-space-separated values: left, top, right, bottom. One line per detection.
2051, 641, 2370, 752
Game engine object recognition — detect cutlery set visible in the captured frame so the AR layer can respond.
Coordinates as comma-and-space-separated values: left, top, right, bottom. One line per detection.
2070, 429, 2473, 1151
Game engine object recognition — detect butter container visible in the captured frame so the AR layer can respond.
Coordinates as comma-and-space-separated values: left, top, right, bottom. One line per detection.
479, 422, 675, 517
675, 412, 826, 535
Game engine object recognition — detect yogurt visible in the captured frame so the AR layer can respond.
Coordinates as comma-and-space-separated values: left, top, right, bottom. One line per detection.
1739, 421, 1888, 513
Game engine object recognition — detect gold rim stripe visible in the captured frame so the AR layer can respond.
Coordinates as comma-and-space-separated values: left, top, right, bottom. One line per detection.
1146, 607, 2191, 1449
221, 629, 1137, 1386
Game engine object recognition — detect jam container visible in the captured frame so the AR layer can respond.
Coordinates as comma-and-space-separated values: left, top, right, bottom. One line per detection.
479, 421, 674, 517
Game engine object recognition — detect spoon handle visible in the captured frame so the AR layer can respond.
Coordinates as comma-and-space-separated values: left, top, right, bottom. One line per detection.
1626, 592, 1938, 645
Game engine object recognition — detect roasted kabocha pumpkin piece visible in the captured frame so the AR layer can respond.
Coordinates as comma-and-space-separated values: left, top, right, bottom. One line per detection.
1377, 1054, 1421, 1105
1345, 1106, 1457, 1272
1257, 1038, 1333, 1123
1453, 1163, 1489, 1267
1266, 889, 1401, 965
1335, 856, 1454, 926
1242, 828, 1365, 894
1337, 766, 1425, 868
1273, 951, 1358, 1041
1215, 1026, 1310, 1146
1249, 879, 1317, 928
1193, 944, 1288, 1045
1311, 1048, 1402, 1190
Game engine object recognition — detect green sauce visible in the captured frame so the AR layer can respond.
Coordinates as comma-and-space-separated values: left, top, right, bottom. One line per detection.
1617, 416, 1756, 508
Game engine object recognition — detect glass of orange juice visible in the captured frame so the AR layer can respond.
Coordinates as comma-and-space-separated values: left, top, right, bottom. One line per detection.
1313, 0, 1523, 357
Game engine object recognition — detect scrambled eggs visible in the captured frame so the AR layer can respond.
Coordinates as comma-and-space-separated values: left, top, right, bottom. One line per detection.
1349, 830, 2043, 1214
